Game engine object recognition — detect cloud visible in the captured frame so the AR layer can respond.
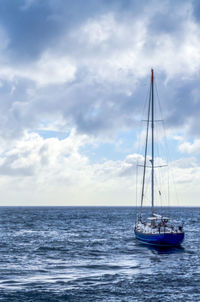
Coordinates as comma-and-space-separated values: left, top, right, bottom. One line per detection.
0, 1, 200, 141
0, 129, 140, 204
0, 127, 199, 206
0, 0, 200, 205
0, 52, 76, 86
179, 139, 200, 154
0, 0, 62, 62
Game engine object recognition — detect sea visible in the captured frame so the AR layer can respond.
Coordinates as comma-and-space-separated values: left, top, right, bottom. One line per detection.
0, 206, 199, 302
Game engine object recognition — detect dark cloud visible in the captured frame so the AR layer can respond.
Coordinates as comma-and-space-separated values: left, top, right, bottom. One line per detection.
0, 0, 199, 142
0, 0, 122, 62
28, 77, 146, 137
191, 0, 200, 22
0, 0, 173, 62
166, 76, 200, 136
0, 1, 61, 62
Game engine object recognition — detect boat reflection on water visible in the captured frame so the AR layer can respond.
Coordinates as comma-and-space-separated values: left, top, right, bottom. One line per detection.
136, 241, 185, 254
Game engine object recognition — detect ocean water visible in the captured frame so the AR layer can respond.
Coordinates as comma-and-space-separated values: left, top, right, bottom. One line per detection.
0, 206, 199, 302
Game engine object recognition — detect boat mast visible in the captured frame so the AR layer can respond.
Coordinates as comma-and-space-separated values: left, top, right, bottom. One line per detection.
151, 69, 154, 214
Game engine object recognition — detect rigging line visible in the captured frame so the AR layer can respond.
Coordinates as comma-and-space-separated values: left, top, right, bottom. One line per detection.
155, 122, 167, 209
138, 86, 151, 157
146, 173, 152, 209
155, 81, 180, 212
154, 131, 162, 209
155, 81, 171, 209
162, 120, 174, 211
140, 77, 151, 217
141, 83, 151, 124
168, 162, 170, 210
135, 163, 138, 220
151, 69, 155, 214
143, 169, 151, 207
155, 167, 163, 209
154, 81, 168, 161
156, 87, 173, 191
155, 80, 172, 213
135, 81, 151, 214
154, 126, 165, 210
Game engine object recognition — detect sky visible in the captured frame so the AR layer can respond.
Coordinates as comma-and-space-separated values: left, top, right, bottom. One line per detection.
0, 0, 200, 206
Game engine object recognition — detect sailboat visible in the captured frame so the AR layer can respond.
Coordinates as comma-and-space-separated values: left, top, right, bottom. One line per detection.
134, 69, 184, 246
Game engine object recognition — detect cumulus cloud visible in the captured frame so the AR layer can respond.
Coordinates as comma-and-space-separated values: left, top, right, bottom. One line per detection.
179, 139, 200, 154
0, 129, 141, 205
0, 52, 76, 86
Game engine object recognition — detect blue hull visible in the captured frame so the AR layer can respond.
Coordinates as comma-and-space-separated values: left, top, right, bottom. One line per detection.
134, 230, 184, 246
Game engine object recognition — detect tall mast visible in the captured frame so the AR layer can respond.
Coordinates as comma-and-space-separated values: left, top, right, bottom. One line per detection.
151, 69, 154, 214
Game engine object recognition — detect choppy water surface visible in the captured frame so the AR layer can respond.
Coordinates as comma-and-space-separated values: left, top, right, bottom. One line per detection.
0, 207, 199, 301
